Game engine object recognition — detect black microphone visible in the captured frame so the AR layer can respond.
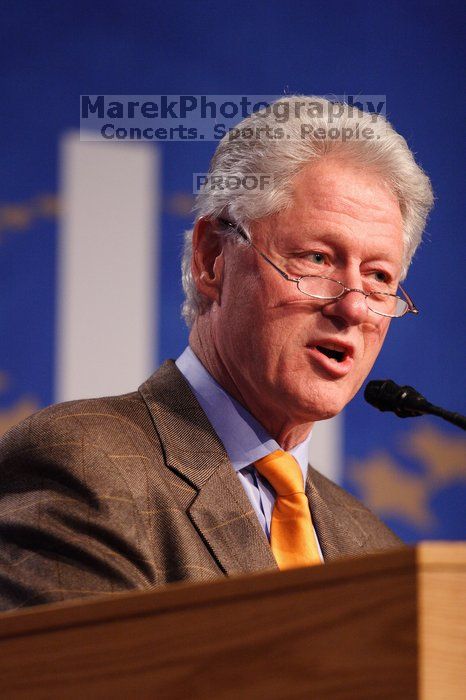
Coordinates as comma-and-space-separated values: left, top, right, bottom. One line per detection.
364, 379, 466, 430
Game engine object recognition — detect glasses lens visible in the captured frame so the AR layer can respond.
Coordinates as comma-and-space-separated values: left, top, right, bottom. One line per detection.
297, 276, 411, 318
367, 293, 408, 317
298, 276, 344, 299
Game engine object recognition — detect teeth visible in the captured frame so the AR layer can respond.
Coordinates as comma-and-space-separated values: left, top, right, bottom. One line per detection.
322, 343, 343, 352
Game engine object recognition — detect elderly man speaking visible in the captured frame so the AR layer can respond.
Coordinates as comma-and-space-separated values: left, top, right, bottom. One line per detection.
0, 96, 433, 610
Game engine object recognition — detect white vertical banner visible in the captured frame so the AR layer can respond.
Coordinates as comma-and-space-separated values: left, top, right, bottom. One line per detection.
310, 414, 343, 484
57, 134, 159, 401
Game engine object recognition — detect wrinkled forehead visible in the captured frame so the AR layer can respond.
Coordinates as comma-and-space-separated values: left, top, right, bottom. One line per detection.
251, 159, 404, 257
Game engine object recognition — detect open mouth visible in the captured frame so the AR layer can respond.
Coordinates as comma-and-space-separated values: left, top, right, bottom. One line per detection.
315, 345, 346, 363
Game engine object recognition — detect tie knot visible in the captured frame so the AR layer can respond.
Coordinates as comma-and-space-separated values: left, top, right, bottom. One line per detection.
254, 450, 304, 496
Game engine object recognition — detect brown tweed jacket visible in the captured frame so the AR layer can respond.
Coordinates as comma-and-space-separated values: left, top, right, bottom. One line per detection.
0, 361, 402, 611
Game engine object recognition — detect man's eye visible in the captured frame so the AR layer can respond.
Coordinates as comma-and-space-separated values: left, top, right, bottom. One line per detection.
367, 270, 397, 292
308, 252, 326, 264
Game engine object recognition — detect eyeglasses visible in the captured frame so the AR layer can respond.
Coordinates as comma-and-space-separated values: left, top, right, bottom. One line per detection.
218, 218, 419, 319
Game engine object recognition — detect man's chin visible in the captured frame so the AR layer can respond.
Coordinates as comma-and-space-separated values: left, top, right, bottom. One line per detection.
280, 395, 344, 424
293, 387, 350, 423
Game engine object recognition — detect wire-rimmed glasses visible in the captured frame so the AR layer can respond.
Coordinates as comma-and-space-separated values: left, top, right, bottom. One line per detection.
218, 218, 418, 319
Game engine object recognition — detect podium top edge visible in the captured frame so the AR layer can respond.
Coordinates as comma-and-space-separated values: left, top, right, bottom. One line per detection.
0, 543, 464, 638
417, 541, 466, 567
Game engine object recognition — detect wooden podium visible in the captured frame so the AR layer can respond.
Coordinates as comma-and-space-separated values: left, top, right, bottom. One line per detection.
0, 543, 464, 698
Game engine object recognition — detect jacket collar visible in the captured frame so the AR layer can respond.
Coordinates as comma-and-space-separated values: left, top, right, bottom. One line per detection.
139, 360, 278, 576
305, 465, 369, 561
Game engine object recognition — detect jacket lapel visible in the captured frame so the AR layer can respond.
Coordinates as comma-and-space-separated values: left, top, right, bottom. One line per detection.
139, 361, 277, 577
306, 464, 369, 561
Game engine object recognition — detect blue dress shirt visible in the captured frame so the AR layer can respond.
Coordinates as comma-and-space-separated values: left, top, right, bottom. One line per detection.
176, 347, 323, 559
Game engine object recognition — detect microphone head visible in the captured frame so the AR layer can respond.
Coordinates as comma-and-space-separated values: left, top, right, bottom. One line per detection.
364, 379, 428, 417
364, 380, 400, 412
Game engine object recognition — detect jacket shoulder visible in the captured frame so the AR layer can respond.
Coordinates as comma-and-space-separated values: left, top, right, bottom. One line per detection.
0, 389, 169, 611
0, 390, 155, 457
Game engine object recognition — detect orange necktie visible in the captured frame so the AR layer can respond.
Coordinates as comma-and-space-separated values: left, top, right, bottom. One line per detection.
254, 450, 321, 570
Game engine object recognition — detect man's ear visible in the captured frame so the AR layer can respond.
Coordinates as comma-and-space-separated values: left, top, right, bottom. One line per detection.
191, 217, 225, 304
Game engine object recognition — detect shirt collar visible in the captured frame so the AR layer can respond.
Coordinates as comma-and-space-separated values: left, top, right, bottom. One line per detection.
175, 346, 312, 476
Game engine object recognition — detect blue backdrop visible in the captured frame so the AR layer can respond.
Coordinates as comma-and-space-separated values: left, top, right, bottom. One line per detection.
0, 0, 465, 542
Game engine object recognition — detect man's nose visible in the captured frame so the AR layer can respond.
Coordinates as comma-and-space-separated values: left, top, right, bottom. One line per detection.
321, 285, 369, 326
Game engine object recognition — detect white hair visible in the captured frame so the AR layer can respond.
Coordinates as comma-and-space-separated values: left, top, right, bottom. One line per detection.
181, 95, 433, 327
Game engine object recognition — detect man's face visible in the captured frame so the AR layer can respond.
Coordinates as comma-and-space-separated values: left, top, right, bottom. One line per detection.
207, 158, 404, 437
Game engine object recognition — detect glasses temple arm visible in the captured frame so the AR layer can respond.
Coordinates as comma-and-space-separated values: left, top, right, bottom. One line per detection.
216, 218, 296, 282
399, 283, 419, 314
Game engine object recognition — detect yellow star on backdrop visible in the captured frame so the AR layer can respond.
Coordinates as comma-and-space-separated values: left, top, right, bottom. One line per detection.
0, 398, 39, 439
0, 371, 39, 438
350, 422, 466, 532
402, 425, 466, 485
350, 451, 436, 530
